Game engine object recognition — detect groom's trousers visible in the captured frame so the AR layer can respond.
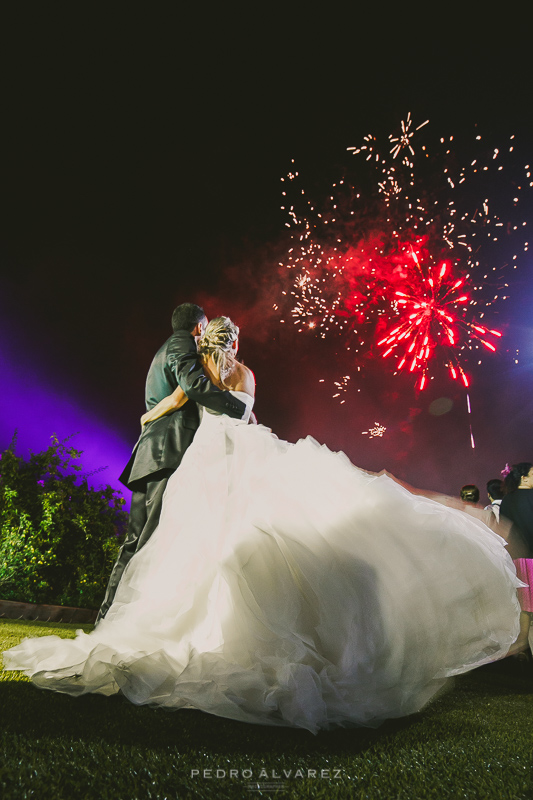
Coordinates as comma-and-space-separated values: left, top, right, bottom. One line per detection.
96, 468, 174, 622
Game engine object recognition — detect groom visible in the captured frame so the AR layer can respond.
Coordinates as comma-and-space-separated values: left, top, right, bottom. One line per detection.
96, 302, 246, 621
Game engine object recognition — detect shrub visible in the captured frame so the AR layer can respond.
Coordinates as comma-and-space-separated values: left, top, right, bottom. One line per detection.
0, 433, 127, 609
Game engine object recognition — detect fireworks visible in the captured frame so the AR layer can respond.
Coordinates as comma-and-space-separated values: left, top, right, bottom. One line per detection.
362, 422, 387, 438
388, 112, 429, 163
332, 375, 351, 404
277, 115, 530, 393
376, 244, 502, 391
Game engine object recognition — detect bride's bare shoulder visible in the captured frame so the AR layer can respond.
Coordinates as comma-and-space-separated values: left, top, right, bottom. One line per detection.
234, 362, 255, 397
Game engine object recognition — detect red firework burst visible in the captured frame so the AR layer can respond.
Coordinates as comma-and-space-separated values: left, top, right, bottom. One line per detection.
377, 245, 502, 390
278, 115, 529, 399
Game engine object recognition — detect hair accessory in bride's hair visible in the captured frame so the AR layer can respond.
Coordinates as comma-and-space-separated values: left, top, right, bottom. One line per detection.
500, 463, 511, 477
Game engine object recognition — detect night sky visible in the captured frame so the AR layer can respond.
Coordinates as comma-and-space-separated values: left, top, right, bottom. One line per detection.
1, 11, 532, 504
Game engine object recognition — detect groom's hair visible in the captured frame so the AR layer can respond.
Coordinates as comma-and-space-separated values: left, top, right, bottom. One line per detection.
172, 303, 206, 333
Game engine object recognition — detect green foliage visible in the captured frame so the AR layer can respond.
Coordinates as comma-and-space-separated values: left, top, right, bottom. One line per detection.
0, 433, 127, 608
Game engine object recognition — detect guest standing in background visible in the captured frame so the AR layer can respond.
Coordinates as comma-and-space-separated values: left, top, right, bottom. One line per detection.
500, 462, 533, 657
460, 485, 480, 504
485, 479, 505, 522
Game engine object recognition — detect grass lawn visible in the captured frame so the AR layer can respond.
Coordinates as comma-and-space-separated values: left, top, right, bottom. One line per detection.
1, 619, 532, 799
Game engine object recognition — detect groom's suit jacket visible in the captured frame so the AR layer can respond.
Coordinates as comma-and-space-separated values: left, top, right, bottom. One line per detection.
120, 330, 246, 489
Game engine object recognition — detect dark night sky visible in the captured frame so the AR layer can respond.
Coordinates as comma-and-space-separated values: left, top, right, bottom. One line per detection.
1, 10, 532, 500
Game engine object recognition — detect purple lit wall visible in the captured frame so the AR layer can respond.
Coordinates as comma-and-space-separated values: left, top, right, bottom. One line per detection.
0, 337, 133, 510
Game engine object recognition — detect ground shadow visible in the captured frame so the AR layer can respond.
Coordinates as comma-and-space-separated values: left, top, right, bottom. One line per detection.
3, 661, 530, 759
0, 678, 424, 758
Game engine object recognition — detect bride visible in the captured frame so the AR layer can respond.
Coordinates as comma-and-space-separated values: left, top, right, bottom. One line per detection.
3, 317, 525, 733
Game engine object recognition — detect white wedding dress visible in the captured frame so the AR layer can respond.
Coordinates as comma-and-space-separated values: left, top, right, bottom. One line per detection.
4, 392, 522, 732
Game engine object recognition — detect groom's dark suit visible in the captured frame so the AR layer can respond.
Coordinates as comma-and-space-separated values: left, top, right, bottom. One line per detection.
97, 329, 246, 620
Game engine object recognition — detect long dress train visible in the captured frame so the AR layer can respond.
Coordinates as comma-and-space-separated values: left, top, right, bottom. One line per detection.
3, 392, 522, 732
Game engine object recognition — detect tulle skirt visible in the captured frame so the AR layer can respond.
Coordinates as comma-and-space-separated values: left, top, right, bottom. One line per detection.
4, 414, 522, 732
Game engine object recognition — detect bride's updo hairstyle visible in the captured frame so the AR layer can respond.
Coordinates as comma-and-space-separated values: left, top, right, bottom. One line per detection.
198, 316, 240, 387
503, 462, 533, 492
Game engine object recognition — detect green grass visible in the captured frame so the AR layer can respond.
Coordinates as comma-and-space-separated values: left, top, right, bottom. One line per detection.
1, 620, 532, 799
